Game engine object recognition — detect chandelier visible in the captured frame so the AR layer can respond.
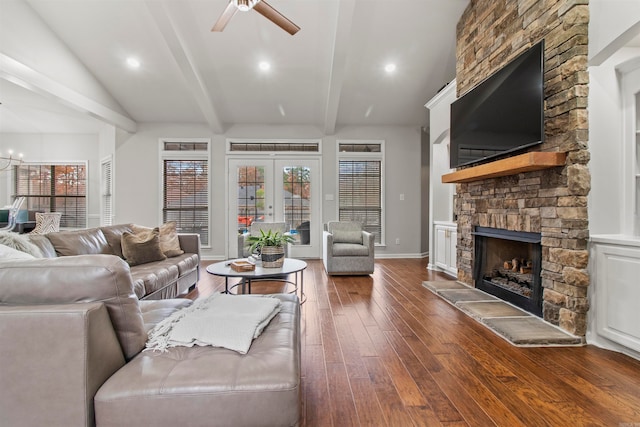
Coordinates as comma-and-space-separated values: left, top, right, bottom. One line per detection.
0, 150, 24, 171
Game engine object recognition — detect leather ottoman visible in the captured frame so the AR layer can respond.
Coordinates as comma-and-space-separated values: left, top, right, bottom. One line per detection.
94, 294, 301, 427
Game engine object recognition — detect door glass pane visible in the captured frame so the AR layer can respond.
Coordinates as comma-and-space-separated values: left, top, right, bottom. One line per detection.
237, 166, 265, 233
282, 166, 311, 245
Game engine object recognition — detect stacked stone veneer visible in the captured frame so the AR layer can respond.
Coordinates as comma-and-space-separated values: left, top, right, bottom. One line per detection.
455, 0, 591, 337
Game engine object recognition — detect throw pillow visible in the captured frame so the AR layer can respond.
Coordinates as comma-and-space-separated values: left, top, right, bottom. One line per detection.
30, 212, 62, 235
121, 230, 166, 266
132, 221, 184, 257
332, 229, 363, 244
100, 224, 133, 259
0, 231, 43, 257
0, 243, 36, 260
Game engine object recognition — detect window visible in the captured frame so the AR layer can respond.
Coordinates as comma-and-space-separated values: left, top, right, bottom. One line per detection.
101, 157, 113, 226
228, 140, 320, 153
161, 140, 209, 245
337, 141, 384, 244
14, 163, 87, 228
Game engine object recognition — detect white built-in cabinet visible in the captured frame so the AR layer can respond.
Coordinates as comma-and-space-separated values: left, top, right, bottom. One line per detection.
434, 221, 457, 277
425, 80, 457, 275
591, 237, 640, 353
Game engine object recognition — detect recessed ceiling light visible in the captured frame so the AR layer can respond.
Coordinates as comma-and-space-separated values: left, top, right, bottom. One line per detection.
385, 63, 397, 73
126, 57, 141, 69
259, 61, 271, 72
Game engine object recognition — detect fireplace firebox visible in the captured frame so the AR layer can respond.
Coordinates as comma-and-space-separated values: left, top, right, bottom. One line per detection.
473, 226, 542, 316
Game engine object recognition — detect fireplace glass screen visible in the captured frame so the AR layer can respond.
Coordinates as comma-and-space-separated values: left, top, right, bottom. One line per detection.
473, 227, 542, 316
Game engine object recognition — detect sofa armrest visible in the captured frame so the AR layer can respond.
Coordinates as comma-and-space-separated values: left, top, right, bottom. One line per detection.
178, 233, 200, 257
0, 302, 125, 427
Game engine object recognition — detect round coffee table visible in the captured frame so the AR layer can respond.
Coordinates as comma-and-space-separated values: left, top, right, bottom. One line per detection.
206, 258, 307, 303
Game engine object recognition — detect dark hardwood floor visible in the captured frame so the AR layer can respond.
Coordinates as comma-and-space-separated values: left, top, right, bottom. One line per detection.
190, 258, 640, 426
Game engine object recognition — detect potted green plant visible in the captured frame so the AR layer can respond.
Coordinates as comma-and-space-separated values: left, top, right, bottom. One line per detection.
247, 229, 295, 268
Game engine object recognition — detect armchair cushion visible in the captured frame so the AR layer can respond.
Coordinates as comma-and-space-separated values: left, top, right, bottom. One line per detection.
333, 242, 370, 257
332, 229, 363, 244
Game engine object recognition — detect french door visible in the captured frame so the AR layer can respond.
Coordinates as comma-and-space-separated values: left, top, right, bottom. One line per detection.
228, 157, 321, 258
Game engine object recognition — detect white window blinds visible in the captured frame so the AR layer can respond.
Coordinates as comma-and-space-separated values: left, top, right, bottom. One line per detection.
101, 158, 113, 226
338, 160, 382, 243
163, 159, 209, 245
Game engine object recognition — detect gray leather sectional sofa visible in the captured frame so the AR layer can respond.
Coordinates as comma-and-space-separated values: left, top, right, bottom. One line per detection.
0, 225, 302, 426
27, 223, 200, 300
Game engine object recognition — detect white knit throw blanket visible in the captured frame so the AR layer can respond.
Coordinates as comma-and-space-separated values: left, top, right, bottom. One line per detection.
146, 293, 281, 354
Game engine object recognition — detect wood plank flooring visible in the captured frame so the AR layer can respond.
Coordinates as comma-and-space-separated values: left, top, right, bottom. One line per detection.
190, 258, 640, 426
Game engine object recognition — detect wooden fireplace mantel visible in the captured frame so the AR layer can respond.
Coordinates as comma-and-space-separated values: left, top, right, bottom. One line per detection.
441, 152, 567, 184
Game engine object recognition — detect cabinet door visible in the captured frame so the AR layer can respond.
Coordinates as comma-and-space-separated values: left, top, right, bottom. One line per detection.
435, 226, 448, 268
595, 243, 640, 352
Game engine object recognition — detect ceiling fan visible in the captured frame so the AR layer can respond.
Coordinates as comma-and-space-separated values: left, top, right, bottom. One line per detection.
212, 0, 300, 35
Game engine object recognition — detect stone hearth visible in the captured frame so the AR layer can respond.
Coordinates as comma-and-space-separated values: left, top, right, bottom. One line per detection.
422, 281, 582, 346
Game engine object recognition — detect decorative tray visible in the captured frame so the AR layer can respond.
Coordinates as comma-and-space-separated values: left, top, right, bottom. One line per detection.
230, 260, 255, 272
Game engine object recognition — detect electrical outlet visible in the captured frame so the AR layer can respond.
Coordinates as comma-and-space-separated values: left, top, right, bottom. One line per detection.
400, 193, 405, 201
395, 238, 400, 245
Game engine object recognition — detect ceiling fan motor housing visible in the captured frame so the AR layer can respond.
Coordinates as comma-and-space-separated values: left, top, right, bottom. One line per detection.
235, 0, 258, 12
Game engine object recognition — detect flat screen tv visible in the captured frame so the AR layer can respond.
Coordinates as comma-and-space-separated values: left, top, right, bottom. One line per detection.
450, 40, 544, 168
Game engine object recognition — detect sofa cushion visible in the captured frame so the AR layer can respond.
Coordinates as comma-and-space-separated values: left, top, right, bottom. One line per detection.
122, 230, 166, 266
100, 224, 133, 259
0, 255, 146, 361
27, 234, 58, 258
173, 253, 200, 276
130, 262, 179, 296
131, 277, 146, 299
46, 228, 112, 256
94, 293, 300, 427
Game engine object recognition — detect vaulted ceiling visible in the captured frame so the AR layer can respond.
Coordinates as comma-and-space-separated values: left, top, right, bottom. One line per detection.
0, 0, 469, 134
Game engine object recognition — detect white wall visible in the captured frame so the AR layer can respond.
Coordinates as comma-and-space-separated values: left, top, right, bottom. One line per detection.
0, 132, 101, 226
114, 123, 424, 260
0, 0, 128, 118
589, 0, 640, 65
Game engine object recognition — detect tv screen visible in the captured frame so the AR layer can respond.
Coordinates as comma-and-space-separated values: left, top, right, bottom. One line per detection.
450, 40, 544, 168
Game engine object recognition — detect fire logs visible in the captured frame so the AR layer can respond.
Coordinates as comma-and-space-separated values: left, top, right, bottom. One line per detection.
503, 258, 532, 274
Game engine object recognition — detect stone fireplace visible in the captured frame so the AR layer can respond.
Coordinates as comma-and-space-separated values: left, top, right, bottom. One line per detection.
453, 0, 591, 337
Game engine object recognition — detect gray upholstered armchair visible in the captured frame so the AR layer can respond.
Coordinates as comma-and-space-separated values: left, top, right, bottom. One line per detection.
238, 222, 290, 258
322, 221, 374, 275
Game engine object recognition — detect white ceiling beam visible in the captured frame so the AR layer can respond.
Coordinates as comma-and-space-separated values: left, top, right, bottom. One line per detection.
0, 53, 137, 133
145, 0, 225, 134
323, 0, 356, 135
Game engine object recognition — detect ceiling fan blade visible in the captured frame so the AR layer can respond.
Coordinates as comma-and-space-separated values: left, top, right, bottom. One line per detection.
212, 1, 238, 32
253, 0, 300, 35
